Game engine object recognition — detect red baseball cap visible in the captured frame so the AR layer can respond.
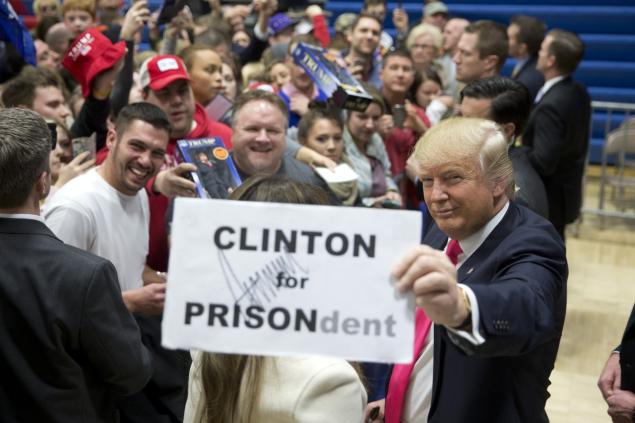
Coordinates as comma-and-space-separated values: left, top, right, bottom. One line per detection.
139, 54, 191, 91
62, 28, 126, 97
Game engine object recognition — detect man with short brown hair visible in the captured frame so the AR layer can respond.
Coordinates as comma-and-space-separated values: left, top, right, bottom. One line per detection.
343, 14, 383, 86
1, 67, 71, 123
508, 15, 547, 100
453, 20, 508, 84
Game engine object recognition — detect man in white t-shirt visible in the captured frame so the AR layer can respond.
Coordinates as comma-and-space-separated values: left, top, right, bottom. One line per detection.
45, 102, 170, 314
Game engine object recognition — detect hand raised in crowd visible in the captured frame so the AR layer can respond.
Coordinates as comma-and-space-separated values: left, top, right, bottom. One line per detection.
54, 151, 95, 188
385, 190, 402, 205
123, 282, 166, 315
165, 6, 194, 39
206, 0, 221, 17
253, 0, 278, 17
154, 163, 198, 198
377, 114, 395, 137
606, 389, 635, 422
344, 57, 365, 81
599, 352, 622, 400
297, 146, 337, 171
404, 99, 428, 134
120, 0, 150, 41
289, 95, 311, 116
91, 56, 125, 100
369, 191, 402, 208
147, 10, 161, 43
364, 399, 385, 423
305, 4, 324, 18
392, 8, 409, 34
393, 245, 469, 328
255, 0, 278, 36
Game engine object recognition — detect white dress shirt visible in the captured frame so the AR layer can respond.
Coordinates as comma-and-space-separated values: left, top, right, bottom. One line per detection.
534, 75, 566, 104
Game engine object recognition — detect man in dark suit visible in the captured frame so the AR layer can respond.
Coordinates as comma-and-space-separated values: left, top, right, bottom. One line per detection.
507, 15, 546, 101
598, 304, 635, 422
0, 108, 152, 422
522, 29, 591, 239
391, 117, 567, 422
460, 76, 549, 219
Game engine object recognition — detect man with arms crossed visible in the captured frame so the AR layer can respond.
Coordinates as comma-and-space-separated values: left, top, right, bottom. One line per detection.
383, 118, 567, 422
0, 108, 151, 422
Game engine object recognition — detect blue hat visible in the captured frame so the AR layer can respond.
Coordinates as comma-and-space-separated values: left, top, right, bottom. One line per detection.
268, 13, 297, 35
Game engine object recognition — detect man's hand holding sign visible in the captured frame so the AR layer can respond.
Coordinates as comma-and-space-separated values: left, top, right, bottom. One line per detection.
393, 244, 469, 329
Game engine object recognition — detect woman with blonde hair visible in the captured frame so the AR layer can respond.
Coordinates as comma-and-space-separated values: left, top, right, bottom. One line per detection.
184, 176, 367, 423
406, 23, 443, 73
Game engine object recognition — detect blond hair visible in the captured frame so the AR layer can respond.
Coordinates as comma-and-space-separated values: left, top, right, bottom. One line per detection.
407, 23, 443, 51
62, 0, 96, 18
412, 117, 515, 198
33, 0, 61, 16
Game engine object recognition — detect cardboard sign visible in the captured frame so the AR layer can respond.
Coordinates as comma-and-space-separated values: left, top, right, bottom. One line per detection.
162, 198, 420, 363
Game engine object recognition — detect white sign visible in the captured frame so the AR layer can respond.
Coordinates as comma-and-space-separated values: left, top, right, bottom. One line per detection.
162, 198, 421, 364
314, 163, 359, 183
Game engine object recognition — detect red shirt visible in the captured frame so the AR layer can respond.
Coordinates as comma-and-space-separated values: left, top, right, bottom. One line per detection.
383, 106, 430, 209
96, 103, 233, 271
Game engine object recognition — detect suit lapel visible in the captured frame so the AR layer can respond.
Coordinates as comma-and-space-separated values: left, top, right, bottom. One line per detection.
457, 203, 519, 284
537, 76, 572, 105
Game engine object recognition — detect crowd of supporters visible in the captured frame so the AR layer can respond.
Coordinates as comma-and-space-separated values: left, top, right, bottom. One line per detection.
3, 0, 630, 422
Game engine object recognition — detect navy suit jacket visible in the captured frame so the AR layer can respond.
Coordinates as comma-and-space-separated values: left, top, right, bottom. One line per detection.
513, 55, 544, 102
424, 202, 568, 423
523, 76, 591, 229
0, 218, 152, 423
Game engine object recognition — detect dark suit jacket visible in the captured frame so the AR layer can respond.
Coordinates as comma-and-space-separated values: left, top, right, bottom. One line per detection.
510, 145, 549, 219
621, 304, 635, 392
513, 55, 544, 102
423, 203, 568, 423
523, 76, 591, 229
0, 217, 152, 423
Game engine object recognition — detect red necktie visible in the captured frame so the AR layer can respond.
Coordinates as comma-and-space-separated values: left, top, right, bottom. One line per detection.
445, 239, 462, 266
385, 239, 462, 423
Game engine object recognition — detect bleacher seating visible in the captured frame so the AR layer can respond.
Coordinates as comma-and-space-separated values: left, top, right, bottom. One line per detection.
329, 0, 635, 163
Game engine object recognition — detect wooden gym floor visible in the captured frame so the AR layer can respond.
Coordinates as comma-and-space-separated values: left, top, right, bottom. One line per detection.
546, 166, 635, 422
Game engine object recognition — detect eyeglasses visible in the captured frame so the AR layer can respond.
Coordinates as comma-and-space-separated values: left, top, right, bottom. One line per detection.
39, 5, 58, 12
410, 44, 435, 50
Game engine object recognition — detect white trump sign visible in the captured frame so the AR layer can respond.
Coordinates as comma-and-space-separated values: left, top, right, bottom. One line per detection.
162, 198, 421, 364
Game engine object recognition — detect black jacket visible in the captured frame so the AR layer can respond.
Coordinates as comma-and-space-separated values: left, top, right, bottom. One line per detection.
0, 217, 152, 422
523, 76, 591, 229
